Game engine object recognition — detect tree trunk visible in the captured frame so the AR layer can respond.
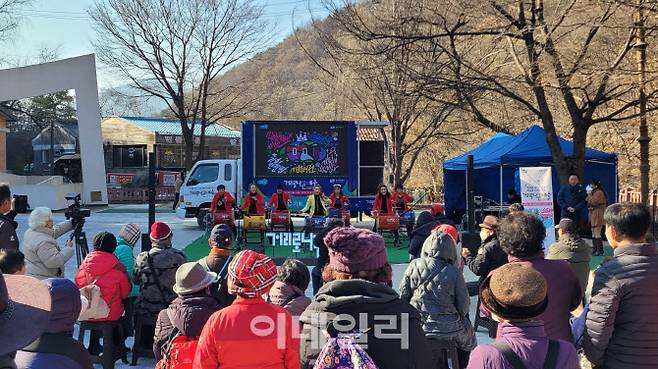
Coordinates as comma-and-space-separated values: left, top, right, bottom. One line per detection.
180, 116, 194, 170
636, 0, 651, 205
184, 142, 194, 170
392, 122, 403, 188
571, 125, 588, 181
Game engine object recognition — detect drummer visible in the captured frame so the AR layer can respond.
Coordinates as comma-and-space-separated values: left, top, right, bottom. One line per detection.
268, 183, 292, 212
329, 184, 350, 211
240, 183, 265, 216
210, 184, 236, 214
372, 184, 399, 244
392, 183, 415, 234
301, 184, 328, 217
329, 184, 351, 225
210, 184, 237, 235
268, 183, 294, 231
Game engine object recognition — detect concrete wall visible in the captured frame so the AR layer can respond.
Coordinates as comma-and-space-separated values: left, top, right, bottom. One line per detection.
0, 55, 107, 205
0, 173, 83, 210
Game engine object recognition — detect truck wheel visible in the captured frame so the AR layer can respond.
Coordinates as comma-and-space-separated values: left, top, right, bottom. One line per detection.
197, 209, 209, 230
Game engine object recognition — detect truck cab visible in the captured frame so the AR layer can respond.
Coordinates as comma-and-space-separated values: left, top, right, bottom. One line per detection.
176, 159, 241, 227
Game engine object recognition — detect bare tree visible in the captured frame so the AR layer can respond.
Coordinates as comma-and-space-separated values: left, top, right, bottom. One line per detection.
301, 2, 469, 187
0, 0, 30, 42
321, 0, 658, 184
89, 0, 271, 169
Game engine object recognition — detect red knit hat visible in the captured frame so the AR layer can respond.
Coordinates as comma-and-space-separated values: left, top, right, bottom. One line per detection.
150, 221, 172, 241
433, 224, 459, 243
324, 227, 388, 273
227, 250, 277, 298
431, 203, 444, 216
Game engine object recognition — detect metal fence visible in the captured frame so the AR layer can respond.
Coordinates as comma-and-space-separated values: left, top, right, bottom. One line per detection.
618, 189, 658, 237
107, 187, 176, 203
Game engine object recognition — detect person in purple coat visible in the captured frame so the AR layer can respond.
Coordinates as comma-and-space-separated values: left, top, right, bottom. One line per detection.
15, 278, 93, 369
496, 212, 582, 343
153, 262, 221, 363
467, 263, 580, 369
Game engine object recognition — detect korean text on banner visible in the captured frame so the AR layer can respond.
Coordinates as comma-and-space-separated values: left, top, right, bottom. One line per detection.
519, 167, 556, 252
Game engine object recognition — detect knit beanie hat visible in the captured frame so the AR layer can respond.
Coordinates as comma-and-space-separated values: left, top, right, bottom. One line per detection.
227, 250, 277, 298
150, 221, 172, 241
44, 278, 81, 334
118, 223, 141, 246
480, 263, 548, 320
93, 232, 117, 253
324, 227, 388, 273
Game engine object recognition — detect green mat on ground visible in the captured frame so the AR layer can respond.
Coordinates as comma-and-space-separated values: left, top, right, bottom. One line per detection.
183, 231, 411, 264
98, 207, 173, 214
589, 244, 614, 270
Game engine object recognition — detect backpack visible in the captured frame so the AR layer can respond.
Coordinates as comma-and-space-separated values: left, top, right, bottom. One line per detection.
155, 310, 199, 369
155, 336, 198, 369
78, 272, 110, 321
313, 332, 379, 369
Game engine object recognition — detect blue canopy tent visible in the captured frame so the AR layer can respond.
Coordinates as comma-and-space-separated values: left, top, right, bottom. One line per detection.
443, 125, 618, 220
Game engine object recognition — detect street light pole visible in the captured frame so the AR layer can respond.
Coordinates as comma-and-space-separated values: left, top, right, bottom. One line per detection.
49, 120, 54, 175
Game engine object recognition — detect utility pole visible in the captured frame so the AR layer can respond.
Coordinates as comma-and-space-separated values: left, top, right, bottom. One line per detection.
49, 120, 54, 175
635, 0, 651, 205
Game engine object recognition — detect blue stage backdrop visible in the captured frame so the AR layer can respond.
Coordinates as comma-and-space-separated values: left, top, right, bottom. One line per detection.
443, 125, 618, 221
242, 121, 360, 210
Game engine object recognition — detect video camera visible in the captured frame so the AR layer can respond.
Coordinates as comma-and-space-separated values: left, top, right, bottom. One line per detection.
64, 193, 91, 221
64, 193, 90, 267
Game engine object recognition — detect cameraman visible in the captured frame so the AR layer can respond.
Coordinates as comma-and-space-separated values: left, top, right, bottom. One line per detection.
0, 184, 19, 251
23, 207, 76, 280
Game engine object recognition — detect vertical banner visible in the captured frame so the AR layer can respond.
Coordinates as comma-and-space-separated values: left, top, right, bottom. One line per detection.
519, 167, 556, 252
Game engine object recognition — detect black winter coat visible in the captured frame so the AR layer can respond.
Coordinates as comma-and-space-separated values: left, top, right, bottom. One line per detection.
299, 279, 433, 369
408, 220, 442, 258
464, 236, 507, 281
583, 243, 658, 369
0, 211, 19, 251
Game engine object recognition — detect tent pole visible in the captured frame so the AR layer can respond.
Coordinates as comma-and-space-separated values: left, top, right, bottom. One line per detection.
500, 165, 504, 209
613, 160, 619, 204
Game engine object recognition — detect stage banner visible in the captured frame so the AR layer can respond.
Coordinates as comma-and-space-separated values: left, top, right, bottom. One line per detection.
519, 167, 556, 252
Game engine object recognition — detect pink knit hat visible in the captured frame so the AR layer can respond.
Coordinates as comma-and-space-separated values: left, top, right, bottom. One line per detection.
324, 227, 388, 273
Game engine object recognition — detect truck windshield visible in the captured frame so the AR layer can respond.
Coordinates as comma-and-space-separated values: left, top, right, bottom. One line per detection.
186, 164, 219, 186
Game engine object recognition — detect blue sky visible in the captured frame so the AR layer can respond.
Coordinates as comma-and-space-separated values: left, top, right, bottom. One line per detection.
3, 0, 331, 88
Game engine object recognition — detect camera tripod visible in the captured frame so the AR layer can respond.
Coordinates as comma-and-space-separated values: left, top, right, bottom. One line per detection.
71, 221, 90, 267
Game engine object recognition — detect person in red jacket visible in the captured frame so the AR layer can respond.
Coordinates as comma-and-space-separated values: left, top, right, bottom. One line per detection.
210, 184, 236, 214
372, 184, 399, 244
329, 184, 350, 225
268, 183, 292, 211
193, 250, 299, 369
75, 231, 131, 355
392, 184, 415, 235
329, 184, 350, 211
372, 184, 395, 215
392, 184, 414, 211
240, 183, 266, 216
268, 184, 294, 231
